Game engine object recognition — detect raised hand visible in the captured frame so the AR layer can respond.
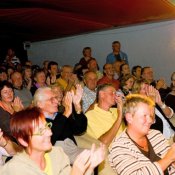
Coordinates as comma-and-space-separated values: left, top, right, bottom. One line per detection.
72, 149, 91, 175
62, 91, 73, 118
89, 143, 105, 169
72, 84, 83, 105
12, 96, 24, 112
145, 85, 156, 101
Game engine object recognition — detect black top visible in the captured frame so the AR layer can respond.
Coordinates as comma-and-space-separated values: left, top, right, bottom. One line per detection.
46, 110, 87, 145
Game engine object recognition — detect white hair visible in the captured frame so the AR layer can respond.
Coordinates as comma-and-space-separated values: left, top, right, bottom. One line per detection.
33, 87, 52, 106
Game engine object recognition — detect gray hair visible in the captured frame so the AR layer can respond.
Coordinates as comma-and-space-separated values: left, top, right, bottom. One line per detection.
33, 87, 52, 106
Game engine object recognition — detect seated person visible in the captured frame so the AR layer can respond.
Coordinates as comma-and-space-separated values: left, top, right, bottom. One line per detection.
56, 65, 79, 92
85, 84, 125, 147
131, 65, 142, 80
120, 74, 135, 96
109, 94, 175, 175
46, 61, 60, 85
82, 71, 97, 113
87, 58, 103, 80
97, 64, 120, 90
11, 71, 33, 108
0, 107, 105, 175
30, 69, 47, 96
132, 80, 175, 143
141, 66, 171, 100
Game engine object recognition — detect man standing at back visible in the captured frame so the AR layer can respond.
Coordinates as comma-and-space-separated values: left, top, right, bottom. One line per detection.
106, 41, 128, 64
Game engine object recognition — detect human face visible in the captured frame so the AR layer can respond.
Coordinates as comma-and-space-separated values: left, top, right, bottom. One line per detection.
112, 43, 120, 53
135, 67, 141, 78
39, 89, 59, 115
52, 87, 63, 106
83, 49, 91, 57
0, 72, 7, 81
88, 60, 97, 71
24, 68, 32, 79
142, 68, 154, 82
84, 72, 97, 91
30, 120, 52, 153
1, 86, 14, 103
125, 78, 134, 90
128, 102, 154, 136
102, 86, 116, 106
104, 64, 114, 76
11, 72, 23, 89
35, 72, 46, 84
121, 64, 130, 75
139, 83, 148, 95
50, 65, 58, 75
61, 67, 73, 81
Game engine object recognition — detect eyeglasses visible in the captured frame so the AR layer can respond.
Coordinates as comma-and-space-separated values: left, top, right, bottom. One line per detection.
33, 122, 52, 136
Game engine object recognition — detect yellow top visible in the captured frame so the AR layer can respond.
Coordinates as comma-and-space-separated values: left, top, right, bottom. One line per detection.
86, 104, 125, 140
44, 153, 53, 175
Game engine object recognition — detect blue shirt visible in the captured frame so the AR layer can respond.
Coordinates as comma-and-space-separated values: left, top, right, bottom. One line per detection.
106, 51, 128, 64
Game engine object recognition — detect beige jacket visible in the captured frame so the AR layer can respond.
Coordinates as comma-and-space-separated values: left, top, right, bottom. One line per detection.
0, 146, 71, 175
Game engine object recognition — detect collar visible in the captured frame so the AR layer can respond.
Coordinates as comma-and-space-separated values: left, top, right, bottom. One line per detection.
45, 112, 58, 120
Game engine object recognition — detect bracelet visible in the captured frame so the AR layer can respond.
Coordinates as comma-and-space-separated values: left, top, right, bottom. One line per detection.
2, 140, 8, 148
160, 103, 166, 109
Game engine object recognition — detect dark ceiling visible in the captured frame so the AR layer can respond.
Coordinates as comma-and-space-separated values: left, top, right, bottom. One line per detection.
1, 0, 175, 43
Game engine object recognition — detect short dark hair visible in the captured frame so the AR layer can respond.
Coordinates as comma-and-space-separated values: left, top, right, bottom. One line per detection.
48, 61, 58, 70
82, 47, 91, 54
112, 41, 120, 45
0, 80, 13, 98
131, 65, 142, 76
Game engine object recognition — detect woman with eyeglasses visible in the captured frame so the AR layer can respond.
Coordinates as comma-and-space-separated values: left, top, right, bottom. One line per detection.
0, 107, 105, 175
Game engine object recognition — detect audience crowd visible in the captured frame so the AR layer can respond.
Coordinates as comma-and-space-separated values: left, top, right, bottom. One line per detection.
0, 42, 174, 175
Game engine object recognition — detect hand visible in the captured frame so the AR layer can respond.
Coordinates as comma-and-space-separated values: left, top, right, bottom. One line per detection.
62, 92, 73, 118
12, 97, 24, 112
156, 79, 167, 90
155, 89, 163, 106
72, 149, 91, 175
115, 94, 123, 112
146, 85, 156, 101
89, 143, 105, 169
72, 84, 83, 105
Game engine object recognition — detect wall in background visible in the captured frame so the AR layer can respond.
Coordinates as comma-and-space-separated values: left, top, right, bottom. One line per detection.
28, 20, 175, 84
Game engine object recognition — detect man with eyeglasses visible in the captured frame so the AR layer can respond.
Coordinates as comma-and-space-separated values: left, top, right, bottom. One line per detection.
33, 85, 87, 163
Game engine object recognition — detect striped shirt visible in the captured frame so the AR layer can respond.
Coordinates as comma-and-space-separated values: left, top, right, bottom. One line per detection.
109, 129, 175, 175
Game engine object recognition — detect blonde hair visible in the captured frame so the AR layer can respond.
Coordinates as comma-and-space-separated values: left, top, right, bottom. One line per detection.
123, 94, 155, 116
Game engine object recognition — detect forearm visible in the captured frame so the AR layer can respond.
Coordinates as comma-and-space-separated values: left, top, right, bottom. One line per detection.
159, 103, 174, 118
99, 117, 122, 146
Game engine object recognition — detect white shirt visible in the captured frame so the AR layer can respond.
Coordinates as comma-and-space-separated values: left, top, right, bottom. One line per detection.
155, 108, 174, 139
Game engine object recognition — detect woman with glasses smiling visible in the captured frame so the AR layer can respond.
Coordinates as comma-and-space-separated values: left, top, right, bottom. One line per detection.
0, 107, 105, 175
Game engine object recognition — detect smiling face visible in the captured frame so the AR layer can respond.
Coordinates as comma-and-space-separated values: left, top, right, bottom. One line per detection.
1, 86, 14, 103
29, 119, 52, 153
126, 102, 154, 136
37, 89, 59, 115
